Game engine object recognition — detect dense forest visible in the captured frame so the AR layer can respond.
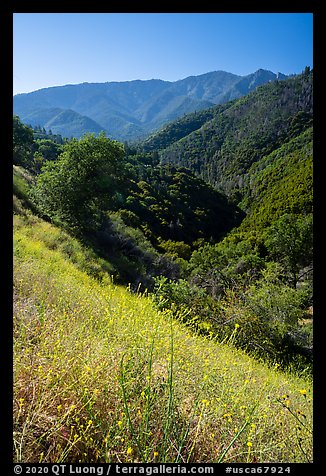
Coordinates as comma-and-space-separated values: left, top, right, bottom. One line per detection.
13, 69, 313, 463
139, 69, 312, 200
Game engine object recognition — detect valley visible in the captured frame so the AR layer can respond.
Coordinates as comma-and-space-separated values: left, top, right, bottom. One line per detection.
13, 68, 313, 464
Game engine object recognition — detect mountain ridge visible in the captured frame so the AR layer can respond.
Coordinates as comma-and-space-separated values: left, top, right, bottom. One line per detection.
137, 71, 312, 200
14, 68, 290, 141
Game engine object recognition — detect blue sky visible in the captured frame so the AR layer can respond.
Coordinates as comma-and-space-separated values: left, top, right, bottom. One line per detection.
13, 13, 313, 95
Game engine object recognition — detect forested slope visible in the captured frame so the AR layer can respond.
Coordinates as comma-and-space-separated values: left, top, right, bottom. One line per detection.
139, 70, 312, 201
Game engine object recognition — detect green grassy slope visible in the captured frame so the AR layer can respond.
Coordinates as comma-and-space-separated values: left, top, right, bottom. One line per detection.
13, 203, 312, 463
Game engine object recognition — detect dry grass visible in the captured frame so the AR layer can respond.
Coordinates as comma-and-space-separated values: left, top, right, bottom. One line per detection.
13, 212, 313, 463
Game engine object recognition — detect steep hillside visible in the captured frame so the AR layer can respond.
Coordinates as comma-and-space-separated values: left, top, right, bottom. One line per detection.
13, 112, 313, 369
13, 69, 289, 141
13, 202, 312, 463
146, 70, 312, 199
139, 103, 226, 152
115, 164, 244, 248
238, 127, 313, 231
13, 120, 243, 288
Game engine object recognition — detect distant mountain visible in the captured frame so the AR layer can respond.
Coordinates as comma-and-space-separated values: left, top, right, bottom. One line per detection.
20, 107, 107, 138
217, 69, 289, 102
13, 69, 290, 141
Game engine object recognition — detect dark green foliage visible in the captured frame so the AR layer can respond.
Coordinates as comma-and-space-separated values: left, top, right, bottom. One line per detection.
139, 107, 217, 152
31, 140, 64, 173
13, 115, 34, 169
31, 133, 126, 233
154, 254, 312, 370
222, 263, 312, 368
13, 116, 65, 174
238, 128, 313, 228
119, 163, 244, 247
158, 240, 192, 260
191, 239, 264, 291
152, 276, 222, 335
34, 138, 64, 162
264, 214, 313, 288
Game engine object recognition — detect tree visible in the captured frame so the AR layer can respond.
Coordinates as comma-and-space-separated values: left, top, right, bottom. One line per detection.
13, 115, 34, 168
264, 213, 313, 287
189, 238, 264, 298
32, 133, 126, 234
32, 151, 46, 174
34, 138, 63, 161
222, 262, 312, 365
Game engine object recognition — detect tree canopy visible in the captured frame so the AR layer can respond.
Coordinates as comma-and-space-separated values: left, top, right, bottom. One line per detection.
32, 133, 126, 233
13, 115, 34, 168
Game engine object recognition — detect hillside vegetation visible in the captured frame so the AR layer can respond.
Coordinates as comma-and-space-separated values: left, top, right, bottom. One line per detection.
140, 70, 312, 200
13, 68, 313, 463
14, 204, 312, 463
238, 127, 313, 231
13, 84, 313, 368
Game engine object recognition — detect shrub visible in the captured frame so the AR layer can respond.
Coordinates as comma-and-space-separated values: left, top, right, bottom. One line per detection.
219, 263, 312, 369
152, 276, 222, 334
158, 240, 192, 260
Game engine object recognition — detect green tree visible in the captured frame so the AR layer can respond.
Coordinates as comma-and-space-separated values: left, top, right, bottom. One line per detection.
264, 213, 313, 287
32, 151, 46, 174
221, 262, 312, 366
189, 237, 264, 298
32, 133, 126, 233
13, 115, 34, 168
34, 138, 63, 161
158, 239, 192, 260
